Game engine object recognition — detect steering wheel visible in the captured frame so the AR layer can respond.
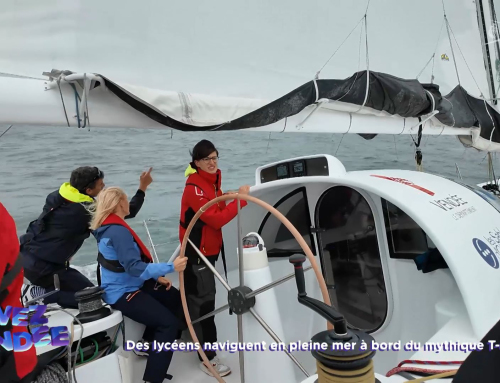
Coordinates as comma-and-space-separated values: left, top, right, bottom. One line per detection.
179, 193, 332, 382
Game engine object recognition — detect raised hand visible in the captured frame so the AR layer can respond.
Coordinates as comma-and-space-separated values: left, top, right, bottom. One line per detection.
139, 167, 153, 191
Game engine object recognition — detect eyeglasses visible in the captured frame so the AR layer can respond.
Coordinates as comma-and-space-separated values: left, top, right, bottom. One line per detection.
201, 156, 219, 163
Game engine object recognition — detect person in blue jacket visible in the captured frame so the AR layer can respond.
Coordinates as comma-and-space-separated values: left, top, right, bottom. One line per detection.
90, 186, 187, 383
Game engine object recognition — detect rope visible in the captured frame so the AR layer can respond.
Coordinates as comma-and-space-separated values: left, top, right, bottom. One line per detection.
315, 17, 364, 79
448, 21, 484, 94
31, 362, 68, 383
416, 18, 445, 82
70, 83, 82, 129
315, 350, 376, 383
78, 298, 104, 313
396, 359, 463, 368
46, 307, 85, 383
57, 78, 71, 127
317, 360, 375, 383
0, 124, 13, 140
444, 16, 461, 85
0, 72, 46, 81
387, 366, 457, 378
410, 120, 424, 171
404, 370, 457, 382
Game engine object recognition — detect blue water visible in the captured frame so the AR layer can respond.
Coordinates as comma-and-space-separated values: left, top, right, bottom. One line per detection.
0, 125, 493, 281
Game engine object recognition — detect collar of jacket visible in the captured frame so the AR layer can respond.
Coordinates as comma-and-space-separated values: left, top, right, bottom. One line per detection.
59, 182, 94, 203
185, 165, 221, 187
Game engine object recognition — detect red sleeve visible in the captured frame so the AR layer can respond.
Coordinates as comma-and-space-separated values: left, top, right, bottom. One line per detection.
185, 185, 248, 230
0, 203, 16, 281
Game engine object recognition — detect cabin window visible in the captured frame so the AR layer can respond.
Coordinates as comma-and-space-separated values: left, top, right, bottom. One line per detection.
381, 198, 432, 259
315, 186, 387, 332
258, 187, 316, 258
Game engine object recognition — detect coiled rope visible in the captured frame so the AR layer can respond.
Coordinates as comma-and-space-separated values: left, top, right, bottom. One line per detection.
31, 363, 68, 383
316, 354, 375, 383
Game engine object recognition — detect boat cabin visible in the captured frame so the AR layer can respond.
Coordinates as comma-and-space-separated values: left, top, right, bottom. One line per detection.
221, 154, 500, 376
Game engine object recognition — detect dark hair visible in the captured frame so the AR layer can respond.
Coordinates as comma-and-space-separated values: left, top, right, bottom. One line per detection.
190, 140, 218, 169
70, 166, 104, 193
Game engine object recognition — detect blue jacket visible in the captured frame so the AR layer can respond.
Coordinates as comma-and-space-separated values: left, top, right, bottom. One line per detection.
93, 224, 174, 304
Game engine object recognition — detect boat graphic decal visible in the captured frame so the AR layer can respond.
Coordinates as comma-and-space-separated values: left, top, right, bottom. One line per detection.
370, 175, 435, 196
472, 238, 499, 269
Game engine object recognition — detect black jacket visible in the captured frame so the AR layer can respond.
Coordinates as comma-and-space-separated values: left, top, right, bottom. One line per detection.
20, 184, 145, 284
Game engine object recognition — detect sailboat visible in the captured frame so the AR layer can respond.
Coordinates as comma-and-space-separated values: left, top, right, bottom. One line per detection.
2, 0, 500, 382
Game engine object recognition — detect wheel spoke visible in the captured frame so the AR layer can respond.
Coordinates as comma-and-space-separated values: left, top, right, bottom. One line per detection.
237, 197, 244, 287
249, 308, 309, 377
246, 266, 312, 299
187, 239, 232, 291
191, 304, 230, 325
237, 314, 245, 383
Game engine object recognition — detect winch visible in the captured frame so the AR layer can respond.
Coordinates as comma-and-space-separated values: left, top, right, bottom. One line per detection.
74, 286, 111, 324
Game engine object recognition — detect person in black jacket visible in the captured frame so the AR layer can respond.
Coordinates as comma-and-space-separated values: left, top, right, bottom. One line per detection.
20, 166, 153, 308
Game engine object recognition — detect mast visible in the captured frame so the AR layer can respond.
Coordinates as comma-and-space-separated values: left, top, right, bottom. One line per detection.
476, 0, 498, 104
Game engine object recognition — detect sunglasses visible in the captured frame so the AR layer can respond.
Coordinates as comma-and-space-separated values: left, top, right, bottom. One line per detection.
81, 167, 104, 192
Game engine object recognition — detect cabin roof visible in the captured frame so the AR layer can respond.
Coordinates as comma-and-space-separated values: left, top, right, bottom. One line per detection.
253, 166, 500, 339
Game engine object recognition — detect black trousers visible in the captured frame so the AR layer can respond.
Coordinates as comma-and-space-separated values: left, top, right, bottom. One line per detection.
184, 257, 217, 361
112, 279, 182, 383
25, 267, 94, 309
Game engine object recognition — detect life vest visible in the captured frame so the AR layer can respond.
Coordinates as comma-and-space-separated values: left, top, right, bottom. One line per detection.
95, 213, 152, 284
179, 167, 225, 260
179, 166, 247, 278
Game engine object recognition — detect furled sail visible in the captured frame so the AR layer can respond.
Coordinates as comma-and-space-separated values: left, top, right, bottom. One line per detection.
1, 0, 499, 151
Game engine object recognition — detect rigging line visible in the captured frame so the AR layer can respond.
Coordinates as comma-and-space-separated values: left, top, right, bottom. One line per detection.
393, 136, 399, 161
416, 54, 435, 80
57, 78, 71, 127
417, 18, 446, 80
352, 15, 370, 113
0, 72, 46, 81
365, 0, 372, 15
399, 119, 406, 135
266, 132, 272, 154
445, 16, 461, 85
280, 117, 288, 133
335, 114, 351, 155
70, 83, 81, 129
448, 22, 484, 95
85, 79, 91, 129
0, 125, 13, 140
327, 20, 365, 106
365, 14, 370, 71
315, 16, 365, 78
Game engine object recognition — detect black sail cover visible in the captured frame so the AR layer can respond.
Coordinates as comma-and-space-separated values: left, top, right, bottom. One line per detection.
100, 70, 500, 145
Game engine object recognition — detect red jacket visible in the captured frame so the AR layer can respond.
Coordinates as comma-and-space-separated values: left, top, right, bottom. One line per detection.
179, 167, 247, 260
0, 202, 37, 381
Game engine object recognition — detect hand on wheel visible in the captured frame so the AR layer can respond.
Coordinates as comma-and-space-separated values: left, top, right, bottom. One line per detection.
238, 185, 250, 195
174, 256, 188, 272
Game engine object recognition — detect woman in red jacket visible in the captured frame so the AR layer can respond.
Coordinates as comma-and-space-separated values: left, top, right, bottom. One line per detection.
179, 139, 250, 377
0, 202, 38, 382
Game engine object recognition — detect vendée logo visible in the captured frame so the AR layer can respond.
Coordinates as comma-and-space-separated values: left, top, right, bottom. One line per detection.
0, 305, 69, 352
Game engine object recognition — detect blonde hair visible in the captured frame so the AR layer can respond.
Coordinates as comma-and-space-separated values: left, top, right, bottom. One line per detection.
89, 187, 127, 230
